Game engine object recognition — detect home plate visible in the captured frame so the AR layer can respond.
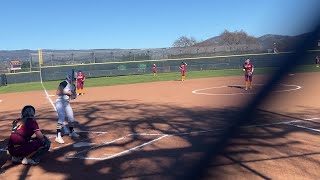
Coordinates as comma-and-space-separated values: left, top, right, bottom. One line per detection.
0, 100, 2, 103
73, 142, 96, 148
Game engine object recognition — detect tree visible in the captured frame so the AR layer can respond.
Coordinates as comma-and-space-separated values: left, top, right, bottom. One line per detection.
220, 30, 257, 45
173, 36, 198, 47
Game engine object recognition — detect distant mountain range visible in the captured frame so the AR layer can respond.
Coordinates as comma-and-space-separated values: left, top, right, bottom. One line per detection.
196, 32, 319, 51
0, 33, 319, 62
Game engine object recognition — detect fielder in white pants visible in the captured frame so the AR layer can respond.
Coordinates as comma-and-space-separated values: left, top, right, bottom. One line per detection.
55, 71, 80, 144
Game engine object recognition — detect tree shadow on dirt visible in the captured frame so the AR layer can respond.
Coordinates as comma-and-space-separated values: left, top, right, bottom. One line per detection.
1, 100, 320, 179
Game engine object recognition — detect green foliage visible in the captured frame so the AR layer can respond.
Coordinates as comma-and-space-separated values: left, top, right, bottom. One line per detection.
117, 65, 127, 71
138, 63, 147, 70
21, 62, 30, 68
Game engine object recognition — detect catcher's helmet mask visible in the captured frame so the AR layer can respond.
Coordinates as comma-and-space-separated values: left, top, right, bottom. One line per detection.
21, 105, 35, 118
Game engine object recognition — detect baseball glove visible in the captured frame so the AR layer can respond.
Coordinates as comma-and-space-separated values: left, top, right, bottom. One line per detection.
41, 135, 51, 149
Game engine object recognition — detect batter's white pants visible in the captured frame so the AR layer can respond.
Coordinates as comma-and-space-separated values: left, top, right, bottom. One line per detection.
55, 99, 75, 126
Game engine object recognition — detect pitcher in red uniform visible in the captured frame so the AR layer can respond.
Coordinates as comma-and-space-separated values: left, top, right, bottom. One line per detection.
77, 70, 86, 95
242, 58, 254, 90
179, 62, 187, 81
152, 64, 157, 76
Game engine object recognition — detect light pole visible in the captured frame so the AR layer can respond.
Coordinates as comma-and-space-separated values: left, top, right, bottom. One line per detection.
51, 53, 54, 66
147, 50, 150, 60
111, 51, 115, 61
91, 51, 95, 63
71, 52, 74, 64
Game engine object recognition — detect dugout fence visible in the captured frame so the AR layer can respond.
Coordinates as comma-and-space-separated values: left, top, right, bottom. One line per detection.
0, 74, 7, 86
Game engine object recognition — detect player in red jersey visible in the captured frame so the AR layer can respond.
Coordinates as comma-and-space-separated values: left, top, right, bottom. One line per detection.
242, 58, 254, 90
7, 106, 51, 165
152, 64, 157, 76
179, 62, 187, 81
77, 70, 86, 95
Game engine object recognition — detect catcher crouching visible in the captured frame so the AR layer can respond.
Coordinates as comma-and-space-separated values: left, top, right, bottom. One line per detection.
7, 105, 51, 165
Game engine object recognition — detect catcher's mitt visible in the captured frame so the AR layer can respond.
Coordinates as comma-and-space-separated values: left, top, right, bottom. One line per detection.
41, 136, 51, 149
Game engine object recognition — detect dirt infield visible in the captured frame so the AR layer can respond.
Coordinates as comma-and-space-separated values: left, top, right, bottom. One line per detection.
0, 73, 320, 179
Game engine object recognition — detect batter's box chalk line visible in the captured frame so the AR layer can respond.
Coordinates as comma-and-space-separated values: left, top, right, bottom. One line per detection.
64, 117, 320, 161
49, 131, 107, 152
65, 134, 170, 160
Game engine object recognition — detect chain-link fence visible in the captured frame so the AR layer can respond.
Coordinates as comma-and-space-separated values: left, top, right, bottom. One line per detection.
0, 44, 266, 74
1, 38, 320, 74
3, 50, 319, 84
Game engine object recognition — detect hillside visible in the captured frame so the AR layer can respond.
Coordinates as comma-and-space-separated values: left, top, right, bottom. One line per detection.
198, 33, 317, 50
0, 32, 318, 67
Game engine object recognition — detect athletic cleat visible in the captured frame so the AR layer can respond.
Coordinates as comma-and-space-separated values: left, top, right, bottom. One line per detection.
55, 136, 65, 144
22, 157, 39, 165
245, 87, 248, 91
69, 131, 80, 138
249, 86, 252, 89
11, 156, 23, 164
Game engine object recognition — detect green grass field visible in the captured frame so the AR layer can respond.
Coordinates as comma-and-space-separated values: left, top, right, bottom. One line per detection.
0, 65, 318, 94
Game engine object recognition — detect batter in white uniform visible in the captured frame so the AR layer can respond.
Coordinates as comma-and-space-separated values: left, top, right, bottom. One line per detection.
55, 71, 80, 144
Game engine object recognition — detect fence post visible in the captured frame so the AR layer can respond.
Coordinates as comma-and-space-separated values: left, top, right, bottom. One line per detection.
29, 55, 32, 72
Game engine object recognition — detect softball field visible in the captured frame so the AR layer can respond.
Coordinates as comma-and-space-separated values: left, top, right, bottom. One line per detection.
0, 72, 320, 179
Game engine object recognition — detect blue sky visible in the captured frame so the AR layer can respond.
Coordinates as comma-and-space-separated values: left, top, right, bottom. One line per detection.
0, 0, 319, 50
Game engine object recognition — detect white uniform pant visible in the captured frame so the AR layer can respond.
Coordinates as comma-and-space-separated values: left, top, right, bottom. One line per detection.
56, 99, 74, 127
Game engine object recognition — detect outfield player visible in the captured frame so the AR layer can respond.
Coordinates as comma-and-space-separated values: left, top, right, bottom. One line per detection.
55, 71, 80, 144
179, 62, 187, 81
243, 58, 254, 90
7, 105, 51, 165
77, 70, 86, 95
316, 56, 320, 67
152, 64, 157, 76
